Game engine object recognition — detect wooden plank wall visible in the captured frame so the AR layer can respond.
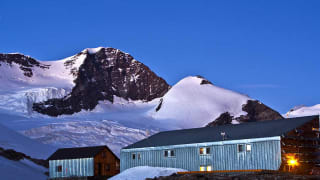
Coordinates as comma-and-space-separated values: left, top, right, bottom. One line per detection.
280, 117, 320, 174
94, 147, 120, 177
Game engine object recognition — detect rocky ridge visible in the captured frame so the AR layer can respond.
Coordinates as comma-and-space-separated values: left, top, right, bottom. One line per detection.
32, 47, 170, 116
0, 53, 50, 77
207, 100, 284, 126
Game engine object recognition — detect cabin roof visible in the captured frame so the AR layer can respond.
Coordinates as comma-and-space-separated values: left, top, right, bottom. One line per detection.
124, 115, 319, 149
48, 145, 119, 160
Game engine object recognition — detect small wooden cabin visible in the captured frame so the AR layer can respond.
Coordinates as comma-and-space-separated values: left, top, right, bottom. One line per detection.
121, 115, 320, 174
48, 146, 120, 179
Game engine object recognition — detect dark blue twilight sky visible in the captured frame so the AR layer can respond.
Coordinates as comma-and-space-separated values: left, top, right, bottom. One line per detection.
0, 0, 319, 113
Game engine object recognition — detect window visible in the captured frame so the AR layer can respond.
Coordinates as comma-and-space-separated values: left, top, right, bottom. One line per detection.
105, 164, 110, 171
132, 153, 136, 160
138, 153, 141, 160
238, 144, 251, 152
164, 150, 168, 157
206, 147, 210, 154
246, 144, 252, 152
200, 147, 205, 155
207, 165, 212, 171
238, 144, 245, 152
200, 165, 212, 171
199, 147, 211, 155
101, 151, 107, 158
98, 163, 102, 175
200, 166, 205, 171
116, 161, 120, 170
56, 165, 62, 172
170, 150, 175, 157
164, 150, 175, 157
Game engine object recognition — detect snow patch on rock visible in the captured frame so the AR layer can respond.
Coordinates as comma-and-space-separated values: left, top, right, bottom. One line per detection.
86, 47, 104, 54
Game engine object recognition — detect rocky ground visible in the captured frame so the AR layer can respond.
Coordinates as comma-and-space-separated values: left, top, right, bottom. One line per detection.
147, 171, 320, 180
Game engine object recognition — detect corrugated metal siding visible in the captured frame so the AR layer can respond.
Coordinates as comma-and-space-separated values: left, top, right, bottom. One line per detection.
120, 140, 281, 172
49, 158, 94, 178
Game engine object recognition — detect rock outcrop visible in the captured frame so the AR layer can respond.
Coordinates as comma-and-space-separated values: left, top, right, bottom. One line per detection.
33, 47, 170, 116
207, 100, 284, 127
0, 53, 49, 77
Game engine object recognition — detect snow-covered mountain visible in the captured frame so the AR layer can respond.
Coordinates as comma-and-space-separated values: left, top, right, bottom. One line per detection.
285, 104, 320, 118
0, 47, 283, 156
152, 76, 283, 128
151, 76, 250, 127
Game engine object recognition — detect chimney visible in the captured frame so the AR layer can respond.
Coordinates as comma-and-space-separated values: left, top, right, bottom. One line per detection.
221, 132, 226, 141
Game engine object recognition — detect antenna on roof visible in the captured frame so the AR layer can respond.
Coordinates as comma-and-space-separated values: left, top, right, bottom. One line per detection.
221, 132, 226, 141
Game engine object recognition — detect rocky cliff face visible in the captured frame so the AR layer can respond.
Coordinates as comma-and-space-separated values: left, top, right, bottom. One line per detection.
207, 100, 284, 127
33, 47, 170, 116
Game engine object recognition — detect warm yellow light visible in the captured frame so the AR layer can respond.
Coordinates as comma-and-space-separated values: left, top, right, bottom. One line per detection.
207, 165, 212, 171
200, 166, 205, 171
288, 158, 298, 166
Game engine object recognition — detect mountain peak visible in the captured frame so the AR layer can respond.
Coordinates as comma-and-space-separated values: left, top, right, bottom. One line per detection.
85, 47, 105, 54
152, 75, 251, 128
33, 48, 170, 116
82, 47, 130, 56
196, 75, 214, 85
176, 75, 213, 86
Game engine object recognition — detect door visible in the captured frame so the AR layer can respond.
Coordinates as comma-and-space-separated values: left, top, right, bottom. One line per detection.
98, 163, 102, 175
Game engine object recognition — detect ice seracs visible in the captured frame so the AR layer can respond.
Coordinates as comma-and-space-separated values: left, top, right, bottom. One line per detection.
22, 120, 158, 157
0, 87, 69, 116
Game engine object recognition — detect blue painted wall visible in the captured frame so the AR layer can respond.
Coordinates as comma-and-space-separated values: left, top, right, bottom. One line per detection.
49, 158, 94, 178
120, 137, 281, 172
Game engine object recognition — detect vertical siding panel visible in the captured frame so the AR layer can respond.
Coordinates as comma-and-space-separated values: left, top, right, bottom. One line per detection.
121, 139, 281, 172
48, 158, 94, 178
61, 159, 64, 177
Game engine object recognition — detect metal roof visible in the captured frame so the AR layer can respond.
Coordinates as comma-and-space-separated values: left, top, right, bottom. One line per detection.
124, 115, 319, 149
48, 145, 119, 160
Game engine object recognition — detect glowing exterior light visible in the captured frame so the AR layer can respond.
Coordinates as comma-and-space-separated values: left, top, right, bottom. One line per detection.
287, 154, 299, 167
288, 159, 298, 166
